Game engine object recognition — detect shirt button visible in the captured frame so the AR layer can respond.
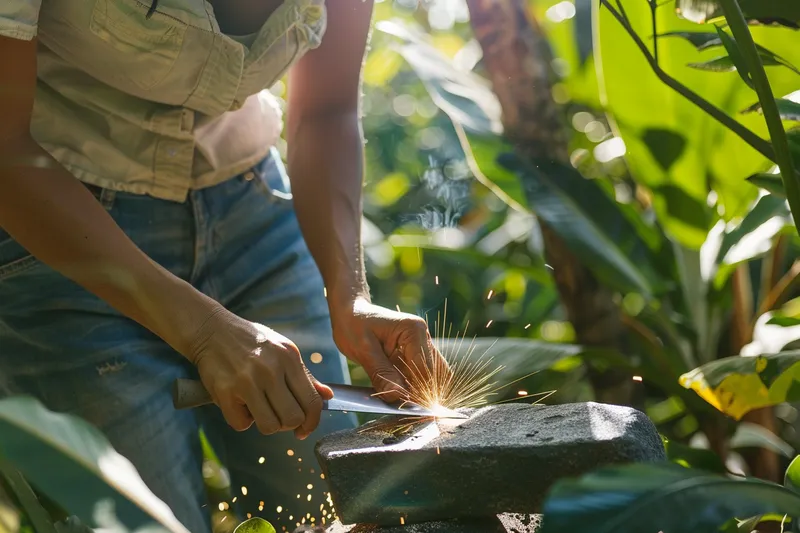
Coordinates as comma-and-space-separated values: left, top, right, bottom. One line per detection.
243, 171, 256, 181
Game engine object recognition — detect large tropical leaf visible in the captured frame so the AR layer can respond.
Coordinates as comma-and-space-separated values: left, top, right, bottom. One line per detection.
675, 0, 800, 28
489, 151, 666, 296
713, 193, 793, 287
539, 462, 800, 533
0, 396, 188, 533
596, 1, 800, 248
383, 26, 667, 297
678, 351, 800, 419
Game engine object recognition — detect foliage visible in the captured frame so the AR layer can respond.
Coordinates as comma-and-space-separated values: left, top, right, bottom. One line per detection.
0, 396, 186, 533
232, 518, 276, 533
538, 462, 800, 533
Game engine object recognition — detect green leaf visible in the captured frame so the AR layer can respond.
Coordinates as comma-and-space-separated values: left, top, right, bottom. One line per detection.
598, 2, 800, 247
712, 193, 791, 289
658, 31, 723, 51
540, 462, 800, 533
0, 396, 187, 533
729, 422, 796, 458
675, 0, 800, 28
743, 92, 800, 121
688, 55, 738, 73
679, 351, 800, 419
0, 462, 57, 533
662, 436, 728, 473
786, 455, 800, 494
747, 173, 786, 197
233, 517, 277, 533
495, 152, 666, 296
714, 26, 754, 88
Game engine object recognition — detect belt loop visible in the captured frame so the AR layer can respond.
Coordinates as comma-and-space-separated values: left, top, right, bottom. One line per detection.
99, 189, 117, 210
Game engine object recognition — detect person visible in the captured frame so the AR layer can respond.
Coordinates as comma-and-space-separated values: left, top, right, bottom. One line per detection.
0, 1, 446, 531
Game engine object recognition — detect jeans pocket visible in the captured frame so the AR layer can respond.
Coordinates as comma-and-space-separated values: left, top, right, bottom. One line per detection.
0, 233, 39, 282
253, 149, 294, 206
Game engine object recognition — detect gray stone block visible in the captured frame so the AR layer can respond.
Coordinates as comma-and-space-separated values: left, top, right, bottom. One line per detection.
316, 402, 664, 526
324, 514, 540, 533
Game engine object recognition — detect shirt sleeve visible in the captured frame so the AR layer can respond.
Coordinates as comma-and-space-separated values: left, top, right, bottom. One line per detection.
0, 0, 42, 41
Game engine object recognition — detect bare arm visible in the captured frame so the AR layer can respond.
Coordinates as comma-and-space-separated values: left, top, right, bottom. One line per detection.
0, 35, 213, 355
286, 0, 373, 314
287, 1, 446, 398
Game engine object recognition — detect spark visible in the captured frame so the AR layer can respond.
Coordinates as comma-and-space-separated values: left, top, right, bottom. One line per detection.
404, 490, 409, 495
307, 494, 312, 502
258, 504, 264, 512
289, 516, 293, 520
633, 375, 643, 382
247, 513, 252, 519
241, 486, 248, 496
310, 352, 323, 364
310, 468, 315, 473
258, 456, 265, 464
524, 324, 531, 329
298, 458, 303, 462
401, 517, 406, 525
323, 287, 327, 297
221, 516, 227, 523
287, 449, 295, 456
232, 497, 237, 503
487, 290, 493, 299
218, 503, 226, 511
277, 506, 283, 513
435, 275, 439, 285
486, 320, 493, 328
297, 494, 300, 499
359, 302, 558, 437
436, 446, 440, 455
396, 304, 401, 312
321, 473, 325, 479
307, 484, 314, 490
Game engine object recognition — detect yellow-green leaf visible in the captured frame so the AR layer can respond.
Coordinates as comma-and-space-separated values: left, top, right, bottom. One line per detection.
233, 518, 276, 533
679, 352, 800, 420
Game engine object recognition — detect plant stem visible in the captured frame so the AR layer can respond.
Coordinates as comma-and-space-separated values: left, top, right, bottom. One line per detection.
718, 0, 800, 237
600, 0, 776, 163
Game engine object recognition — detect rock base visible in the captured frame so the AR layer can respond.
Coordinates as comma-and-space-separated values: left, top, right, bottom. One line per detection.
316, 402, 664, 525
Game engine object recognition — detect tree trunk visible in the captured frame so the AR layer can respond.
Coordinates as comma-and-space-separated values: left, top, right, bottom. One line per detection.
465, 0, 633, 405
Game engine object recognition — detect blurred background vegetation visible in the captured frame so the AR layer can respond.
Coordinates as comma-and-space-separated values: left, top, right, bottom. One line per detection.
3, 0, 800, 532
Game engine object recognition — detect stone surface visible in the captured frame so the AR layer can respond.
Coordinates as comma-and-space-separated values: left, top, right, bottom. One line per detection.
324, 514, 540, 533
315, 402, 664, 526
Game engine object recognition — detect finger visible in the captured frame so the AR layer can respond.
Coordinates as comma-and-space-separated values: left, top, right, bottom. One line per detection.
217, 392, 255, 432
286, 362, 324, 440
264, 378, 306, 431
361, 336, 406, 403
313, 378, 334, 401
241, 386, 282, 435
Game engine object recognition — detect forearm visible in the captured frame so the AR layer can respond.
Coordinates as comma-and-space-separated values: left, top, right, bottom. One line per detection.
0, 136, 217, 357
286, 111, 369, 311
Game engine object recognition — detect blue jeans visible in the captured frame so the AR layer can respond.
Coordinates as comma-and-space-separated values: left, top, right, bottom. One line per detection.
0, 150, 357, 533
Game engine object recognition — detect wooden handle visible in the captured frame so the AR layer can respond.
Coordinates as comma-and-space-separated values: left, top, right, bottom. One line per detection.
172, 378, 213, 410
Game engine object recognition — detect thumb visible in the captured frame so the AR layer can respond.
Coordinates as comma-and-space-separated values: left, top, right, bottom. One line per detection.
361, 336, 406, 403
313, 380, 334, 401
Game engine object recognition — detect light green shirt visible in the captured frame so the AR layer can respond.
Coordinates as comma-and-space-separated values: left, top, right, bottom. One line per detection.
0, 0, 327, 202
